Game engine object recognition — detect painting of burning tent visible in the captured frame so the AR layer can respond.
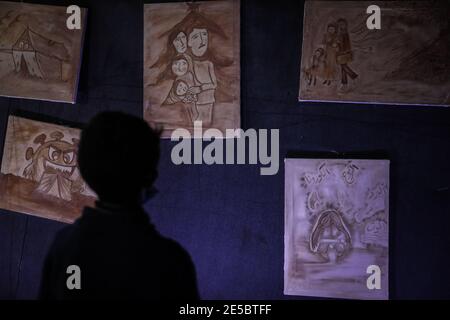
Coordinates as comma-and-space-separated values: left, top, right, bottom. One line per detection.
0, 1, 86, 103
299, 1, 450, 106
0, 116, 96, 223
144, 0, 240, 138
284, 159, 389, 299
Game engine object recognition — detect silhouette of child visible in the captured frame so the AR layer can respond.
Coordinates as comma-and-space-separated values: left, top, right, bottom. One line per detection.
39, 112, 199, 300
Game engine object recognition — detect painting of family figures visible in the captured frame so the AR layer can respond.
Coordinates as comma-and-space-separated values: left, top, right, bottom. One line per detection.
304, 18, 358, 91
299, 1, 450, 106
144, 1, 240, 138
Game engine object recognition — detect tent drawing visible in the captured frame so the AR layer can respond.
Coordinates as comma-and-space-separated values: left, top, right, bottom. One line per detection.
11, 27, 70, 80
0, 2, 86, 103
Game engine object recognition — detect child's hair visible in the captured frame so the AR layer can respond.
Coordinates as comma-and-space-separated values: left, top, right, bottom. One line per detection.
172, 57, 188, 65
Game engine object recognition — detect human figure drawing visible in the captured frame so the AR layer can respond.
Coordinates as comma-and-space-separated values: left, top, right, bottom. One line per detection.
305, 18, 358, 90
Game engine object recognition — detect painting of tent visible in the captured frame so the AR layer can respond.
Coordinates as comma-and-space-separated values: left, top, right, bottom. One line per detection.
144, 0, 240, 138
12, 27, 69, 80
0, 115, 96, 223
0, 1, 86, 103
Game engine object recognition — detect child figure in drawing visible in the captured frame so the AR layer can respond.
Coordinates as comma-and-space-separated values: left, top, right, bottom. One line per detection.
305, 48, 326, 86
299, 1, 450, 106
163, 56, 199, 122
164, 79, 199, 121
305, 19, 358, 90
149, 3, 233, 127
156, 26, 219, 126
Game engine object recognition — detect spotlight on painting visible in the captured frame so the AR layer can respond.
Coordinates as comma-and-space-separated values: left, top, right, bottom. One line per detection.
0, 116, 96, 223
284, 158, 389, 299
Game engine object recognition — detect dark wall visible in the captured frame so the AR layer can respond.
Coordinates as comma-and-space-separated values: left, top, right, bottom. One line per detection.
0, 0, 449, 299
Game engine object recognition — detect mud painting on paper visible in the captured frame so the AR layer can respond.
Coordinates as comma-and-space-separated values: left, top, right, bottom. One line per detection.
0, 1, 86, 103
0, 116, 96, 223
284, 159, 389, 299
299, 1, 450, 106
144, 1, 240, 138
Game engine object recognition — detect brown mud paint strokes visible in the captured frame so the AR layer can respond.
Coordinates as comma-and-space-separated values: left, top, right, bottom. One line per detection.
0, 116, 96, 223
144, 1, 240, 138
0, 1, 86, 103
299, 1, 450, 106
